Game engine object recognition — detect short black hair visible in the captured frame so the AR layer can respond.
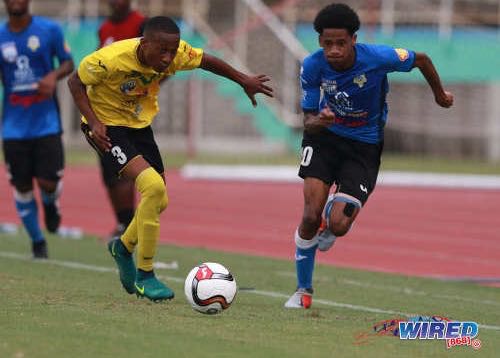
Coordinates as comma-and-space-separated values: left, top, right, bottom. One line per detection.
313, 3, 360, 35
143, 16, 179, 36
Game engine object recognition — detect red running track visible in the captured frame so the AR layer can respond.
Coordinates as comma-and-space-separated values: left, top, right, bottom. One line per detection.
1, 165, 500, 279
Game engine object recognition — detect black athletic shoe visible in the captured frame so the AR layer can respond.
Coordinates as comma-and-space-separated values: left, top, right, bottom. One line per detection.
32, 240, 48, 259
43, 203, 61, 233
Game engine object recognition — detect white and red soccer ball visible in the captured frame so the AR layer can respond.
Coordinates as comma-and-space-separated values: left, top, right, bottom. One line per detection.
184, 262, 237, 314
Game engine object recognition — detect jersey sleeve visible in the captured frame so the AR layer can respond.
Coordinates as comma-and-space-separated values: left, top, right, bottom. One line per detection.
170, 40, 204, 72
300, 55, 321, 112
50, 21, 72, 64
374, 45, 415, 73
77, 51, 110, 85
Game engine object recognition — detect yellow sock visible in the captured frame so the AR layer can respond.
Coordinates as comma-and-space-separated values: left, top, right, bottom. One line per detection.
120, 180, 168, 253
134, 167, 169, 271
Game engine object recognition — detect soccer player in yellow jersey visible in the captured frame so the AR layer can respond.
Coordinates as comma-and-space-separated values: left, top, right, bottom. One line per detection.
67, 16, 273, 301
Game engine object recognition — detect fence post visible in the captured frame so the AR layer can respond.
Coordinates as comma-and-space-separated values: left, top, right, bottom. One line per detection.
487, 83, 500, 162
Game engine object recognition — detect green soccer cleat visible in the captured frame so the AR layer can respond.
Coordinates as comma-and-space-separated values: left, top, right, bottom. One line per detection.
108, 238, 136, 294
135, 270, 175, 302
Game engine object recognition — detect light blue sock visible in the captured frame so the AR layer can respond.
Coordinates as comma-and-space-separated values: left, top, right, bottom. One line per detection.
14, 191, 44, 243
294, 228, 317, 290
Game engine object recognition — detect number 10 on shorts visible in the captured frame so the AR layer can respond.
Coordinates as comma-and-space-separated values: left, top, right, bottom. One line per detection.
301, 146, 313, 166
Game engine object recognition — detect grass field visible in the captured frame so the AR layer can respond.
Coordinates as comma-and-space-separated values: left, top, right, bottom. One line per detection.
1, 231, 499, 357
56, 149, 500, 175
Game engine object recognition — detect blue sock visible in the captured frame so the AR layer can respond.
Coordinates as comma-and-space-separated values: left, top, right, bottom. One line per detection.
294, 228, 317, 290
14, 191, 44, 243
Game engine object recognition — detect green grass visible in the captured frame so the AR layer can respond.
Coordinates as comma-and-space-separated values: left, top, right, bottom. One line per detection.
58, 148, 500, 174
0, 231, 498, 357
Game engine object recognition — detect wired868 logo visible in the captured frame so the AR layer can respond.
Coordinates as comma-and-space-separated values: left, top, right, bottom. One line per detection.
399, 319, 481, 350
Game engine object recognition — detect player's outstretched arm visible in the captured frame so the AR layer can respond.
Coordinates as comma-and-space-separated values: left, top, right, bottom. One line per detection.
200, 53, 273, 107
413, 52, 453, 108
38, 59, 75, 98
67, 72, 111, 151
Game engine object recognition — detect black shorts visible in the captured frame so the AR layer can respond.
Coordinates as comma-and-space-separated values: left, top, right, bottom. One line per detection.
2, 134, 64, 188
81, 123, 164, 179
99, 154, 132, 188
298, 130, 383, 205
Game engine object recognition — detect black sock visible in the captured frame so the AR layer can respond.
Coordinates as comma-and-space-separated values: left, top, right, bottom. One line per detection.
117, 209, 134, 228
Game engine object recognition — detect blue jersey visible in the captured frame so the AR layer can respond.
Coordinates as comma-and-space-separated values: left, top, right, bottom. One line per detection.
300, 43, 415, 144
0, 16, 72, 140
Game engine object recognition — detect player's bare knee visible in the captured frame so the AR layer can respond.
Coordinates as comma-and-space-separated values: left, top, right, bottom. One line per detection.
329, 197, 360, 236
37, 178, 59, 193
330, 220, 352, 237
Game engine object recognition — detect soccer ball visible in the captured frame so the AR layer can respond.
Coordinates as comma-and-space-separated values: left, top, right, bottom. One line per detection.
184, 262, 237, 315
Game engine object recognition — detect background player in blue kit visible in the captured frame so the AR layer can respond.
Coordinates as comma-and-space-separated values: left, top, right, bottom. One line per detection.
285, 3, 454, 308
0, 0, 74, 258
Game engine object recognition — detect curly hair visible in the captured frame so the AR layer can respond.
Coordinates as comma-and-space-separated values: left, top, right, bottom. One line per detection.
313, 3, 360, 35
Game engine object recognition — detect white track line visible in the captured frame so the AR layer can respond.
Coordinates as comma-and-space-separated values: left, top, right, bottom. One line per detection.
1, 250, 499, 332
181, 165, 500, 190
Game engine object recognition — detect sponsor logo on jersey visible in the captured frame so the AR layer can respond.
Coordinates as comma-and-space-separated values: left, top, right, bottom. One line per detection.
9, 93, 47, 107
321, 79, 337, 94
395, 48, 409, 61
1, 42, 17, 62
120, 80, 137, 94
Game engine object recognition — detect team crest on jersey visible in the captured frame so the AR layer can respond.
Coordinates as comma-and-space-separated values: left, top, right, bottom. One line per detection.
27, 36, 40, 52
1, 42, 17, 62
395, 48, 409, 61
353, 74, 367, 88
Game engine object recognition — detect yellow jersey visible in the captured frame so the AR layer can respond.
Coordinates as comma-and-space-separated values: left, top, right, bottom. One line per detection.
78, 38, 203, 128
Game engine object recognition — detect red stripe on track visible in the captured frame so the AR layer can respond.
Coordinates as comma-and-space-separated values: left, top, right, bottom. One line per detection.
1, 165, 499, 279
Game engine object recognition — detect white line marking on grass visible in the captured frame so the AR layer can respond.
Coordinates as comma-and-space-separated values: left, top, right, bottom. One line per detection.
0, 251, 116, 272
278, 271, 500, 307
2, 251, 499, 332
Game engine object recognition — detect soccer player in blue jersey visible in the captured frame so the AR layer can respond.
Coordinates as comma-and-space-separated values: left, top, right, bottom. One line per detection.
0, 0, 74, 258
285, 3, 453, 308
